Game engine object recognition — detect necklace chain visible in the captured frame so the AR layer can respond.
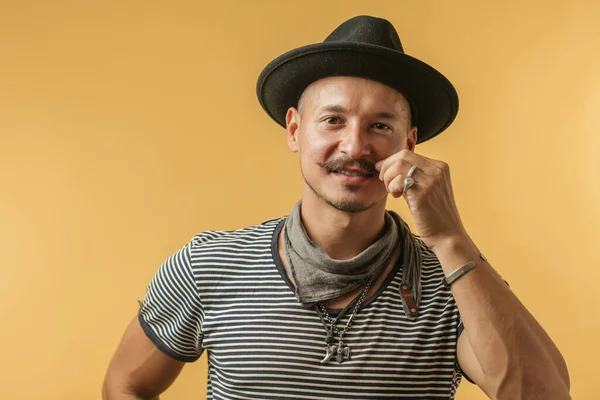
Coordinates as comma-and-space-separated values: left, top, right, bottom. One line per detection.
285, 236, 376, 363
318, 276, 374, 339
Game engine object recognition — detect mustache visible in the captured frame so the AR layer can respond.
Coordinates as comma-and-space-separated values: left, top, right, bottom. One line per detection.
318, 157, 379, 176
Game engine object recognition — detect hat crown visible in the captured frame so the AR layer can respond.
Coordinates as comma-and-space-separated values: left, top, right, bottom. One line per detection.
256, 15, 459, 143
324, 15, 404, 53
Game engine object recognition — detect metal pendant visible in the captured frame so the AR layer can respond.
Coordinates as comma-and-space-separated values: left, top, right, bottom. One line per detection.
335, 338, 351, 363
320, 344, 337, 364
320, 340, 351, 364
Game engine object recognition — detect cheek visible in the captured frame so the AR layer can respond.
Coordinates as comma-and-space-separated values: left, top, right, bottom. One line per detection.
299, 131, 338, 162
299, 148, 325, 174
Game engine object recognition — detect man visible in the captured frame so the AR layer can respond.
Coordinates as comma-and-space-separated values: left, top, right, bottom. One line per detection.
103, 16, 571, 399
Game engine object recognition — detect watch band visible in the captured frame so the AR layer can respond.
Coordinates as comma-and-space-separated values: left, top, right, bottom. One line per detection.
442, 261, 476, 287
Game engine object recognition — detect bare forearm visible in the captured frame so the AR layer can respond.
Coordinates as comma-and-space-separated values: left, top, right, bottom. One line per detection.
432, 235, 570, 398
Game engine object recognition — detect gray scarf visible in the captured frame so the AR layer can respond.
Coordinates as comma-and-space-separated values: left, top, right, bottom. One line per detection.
283, 201, 422, 318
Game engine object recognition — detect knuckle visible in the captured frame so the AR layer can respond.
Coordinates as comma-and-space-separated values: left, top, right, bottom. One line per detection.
433, 165, 446, 178
390, 176, 403, 192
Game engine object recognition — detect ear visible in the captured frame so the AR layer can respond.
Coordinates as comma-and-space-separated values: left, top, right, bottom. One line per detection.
406, 125, 418, 152
286, 107, 300, 153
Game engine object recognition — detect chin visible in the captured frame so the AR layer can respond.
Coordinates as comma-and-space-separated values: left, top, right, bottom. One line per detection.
303, 170, 385, 213
324, 194, 383, 214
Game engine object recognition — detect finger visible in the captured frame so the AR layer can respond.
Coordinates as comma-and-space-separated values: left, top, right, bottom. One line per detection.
375, 149, 407, 174
379, 157, 409, 185
388, 168, 426, 196
376, 150, 414, 182
419, 154, 450, 176
380, 154, 430, 189
388, 175, 406, 198
376, 149, 433, 180
398, 150, 437, 176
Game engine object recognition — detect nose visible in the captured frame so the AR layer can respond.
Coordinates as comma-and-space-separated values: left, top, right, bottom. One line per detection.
337, 121, 370, 160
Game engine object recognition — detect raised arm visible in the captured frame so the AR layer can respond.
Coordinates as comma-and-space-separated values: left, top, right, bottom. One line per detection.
436, 236, 570, 399
376, 149, 570, 399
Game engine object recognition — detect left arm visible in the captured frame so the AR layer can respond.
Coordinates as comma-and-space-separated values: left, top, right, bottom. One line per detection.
433, 234, 570, 399
376, 149, 570, 399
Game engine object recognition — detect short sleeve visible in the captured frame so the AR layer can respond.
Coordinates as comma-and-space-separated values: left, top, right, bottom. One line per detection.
138, 241, 204, 362
456, 321, 476, 384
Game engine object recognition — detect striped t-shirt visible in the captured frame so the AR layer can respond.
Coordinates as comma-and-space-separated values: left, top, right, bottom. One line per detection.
139, 215, 466, 399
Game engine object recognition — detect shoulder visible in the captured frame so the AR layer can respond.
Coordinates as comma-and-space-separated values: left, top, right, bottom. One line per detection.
184, 217, 284, 280
189, 216, 284, 250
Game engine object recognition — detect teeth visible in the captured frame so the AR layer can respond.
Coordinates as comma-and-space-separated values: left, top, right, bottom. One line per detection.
337, 170, 366, 177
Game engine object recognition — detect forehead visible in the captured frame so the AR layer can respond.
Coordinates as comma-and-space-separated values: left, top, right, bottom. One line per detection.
301, 76, 410, 112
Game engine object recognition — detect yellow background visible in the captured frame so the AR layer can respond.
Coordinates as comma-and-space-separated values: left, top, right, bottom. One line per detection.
1, 1, 598, 399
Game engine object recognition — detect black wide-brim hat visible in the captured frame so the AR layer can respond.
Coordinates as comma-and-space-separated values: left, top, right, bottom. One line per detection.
256, 15, 459, 143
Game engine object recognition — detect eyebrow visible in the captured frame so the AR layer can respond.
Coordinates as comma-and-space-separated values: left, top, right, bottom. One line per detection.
318, 105, 347, 114
373, 111, 399, 121
317, 105, 400, 121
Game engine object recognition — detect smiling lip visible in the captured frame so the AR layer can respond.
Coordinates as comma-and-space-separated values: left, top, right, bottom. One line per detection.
331, 169, 373, 184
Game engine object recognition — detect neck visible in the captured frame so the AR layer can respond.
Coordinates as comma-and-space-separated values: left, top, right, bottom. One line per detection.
299, 196, 387, 260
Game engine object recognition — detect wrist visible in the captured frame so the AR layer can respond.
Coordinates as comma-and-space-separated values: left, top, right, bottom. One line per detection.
430, 234, 481, 275
429, 233, 473, 255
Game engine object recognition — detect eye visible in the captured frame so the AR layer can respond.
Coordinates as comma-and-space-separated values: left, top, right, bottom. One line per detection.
372, 122, 391, 131
324, 116, 342, 124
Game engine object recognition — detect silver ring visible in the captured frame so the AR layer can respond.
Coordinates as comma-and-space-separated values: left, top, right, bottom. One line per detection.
403, 165, 417, 193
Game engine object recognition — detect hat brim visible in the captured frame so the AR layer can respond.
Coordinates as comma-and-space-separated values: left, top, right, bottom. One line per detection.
256, 42, 458, 143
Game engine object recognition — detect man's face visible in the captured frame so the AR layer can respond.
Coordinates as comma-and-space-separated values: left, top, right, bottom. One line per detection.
286, 76, 417, 213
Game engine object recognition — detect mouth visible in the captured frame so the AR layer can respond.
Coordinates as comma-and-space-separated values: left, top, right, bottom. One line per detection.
332, 169, 375, 178
329, 168, 376, 185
